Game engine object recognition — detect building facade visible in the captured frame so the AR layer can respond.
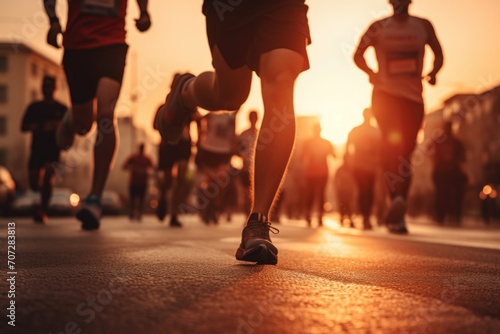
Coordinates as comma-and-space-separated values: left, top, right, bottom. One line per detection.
0, 42, 70, 189
0, 42, 151, 198
416, 85, 500, 218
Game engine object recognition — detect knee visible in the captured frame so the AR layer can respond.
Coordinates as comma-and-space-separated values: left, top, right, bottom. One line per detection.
214, 93, 246, 111
260, 69, 298, 89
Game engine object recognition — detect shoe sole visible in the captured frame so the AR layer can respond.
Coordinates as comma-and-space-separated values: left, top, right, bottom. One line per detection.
388, 225, 409, 234
385, 198, 406, 224
235, 243, 278, 265
157, 201, 167, 222
158, 74, 194, 144
77, 208, 100, 231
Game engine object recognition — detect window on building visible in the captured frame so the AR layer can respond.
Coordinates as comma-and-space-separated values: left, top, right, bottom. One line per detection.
0, 149, 6, 166
0, 56, 7, 72
31, 62, 38, 77
0, 85, 7, 103
0, 117, 6, 136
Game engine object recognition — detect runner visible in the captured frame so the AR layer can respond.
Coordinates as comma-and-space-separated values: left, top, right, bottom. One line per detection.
43, 0, 151, 230
21, 75, 67, 224
346, 108, 382, 230
301, 123, 336, 227
155, 1, 310, 264
353, 0, 444, 234
122, 143, 155, 222
194, 112, 237, 225
153, 101, 194, 227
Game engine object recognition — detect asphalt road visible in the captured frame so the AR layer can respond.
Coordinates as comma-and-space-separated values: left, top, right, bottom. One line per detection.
1, 214, 499, 334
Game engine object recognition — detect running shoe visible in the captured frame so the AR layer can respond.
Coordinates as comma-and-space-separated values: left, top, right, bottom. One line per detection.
76, 195, 102, 231
235, 213, 279, 265
362, 217, 372, 230
388, 221, 409, 234
385, 196, 406, 225
56, 110, 75, 150
156, 73, 196, 144
385, 196, 408, 234
170, 215, 183, 228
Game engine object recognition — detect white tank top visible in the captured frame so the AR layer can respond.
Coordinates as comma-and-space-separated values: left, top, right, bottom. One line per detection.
198, 112, 236, 153
372, 16, 428, 104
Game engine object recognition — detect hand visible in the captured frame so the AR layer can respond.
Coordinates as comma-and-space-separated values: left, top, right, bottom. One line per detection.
135, 12, 151, 32
368, 71, 381, 85
46, 21, 62, 49
426, 72, 437, 86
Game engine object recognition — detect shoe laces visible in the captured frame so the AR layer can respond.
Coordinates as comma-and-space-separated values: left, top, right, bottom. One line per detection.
246, 220, 279, 240
84, 195, 101, 207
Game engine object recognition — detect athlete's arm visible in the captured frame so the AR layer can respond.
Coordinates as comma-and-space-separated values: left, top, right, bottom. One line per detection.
423, 19, 444, 86
353, 22, 379, 85
21, 106, 38, 132
43, 0, 62, 48
135, 0, 151, 32
153, 105, 163, 131
147, 157, 156, 174
329, 141, 336, 159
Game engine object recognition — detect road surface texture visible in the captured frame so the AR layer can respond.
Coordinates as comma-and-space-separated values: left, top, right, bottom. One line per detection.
1, 214, 499, 334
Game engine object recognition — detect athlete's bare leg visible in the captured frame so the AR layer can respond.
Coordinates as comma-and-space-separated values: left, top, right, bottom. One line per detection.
252, 49, 304, 218
91, 77, 121, 197
182, 46, 252, 112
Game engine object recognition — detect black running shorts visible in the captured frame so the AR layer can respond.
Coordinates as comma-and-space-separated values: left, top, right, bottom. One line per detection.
63, 44, 128, 104
203, 0, 311, 74
29, 151, 60, 170
158, 139, 192, 171
195, 147, 232, 169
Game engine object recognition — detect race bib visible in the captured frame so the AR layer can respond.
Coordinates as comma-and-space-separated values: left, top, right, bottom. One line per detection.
387, 51, 419, 77
82, 0, 120, 16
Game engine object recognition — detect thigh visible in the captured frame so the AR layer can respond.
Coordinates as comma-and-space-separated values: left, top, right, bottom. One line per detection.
372, 90, 423, 146
317, 176, 328, 196
96, 45, 127, 119
401, 100, 424, 149
259, 48, 305, 83
372, 90, 402, 141
211, 45, 253, 106
63, 49, 98, 105
95, 44, 128, 85
253, 3, 310, 75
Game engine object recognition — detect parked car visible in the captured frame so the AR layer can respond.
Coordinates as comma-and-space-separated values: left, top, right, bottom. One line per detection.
101, 190, 125, 215
11, 191, 39, 216
12, 188, 80, 217
0, 166, 16, 216
48, 188, 80, 216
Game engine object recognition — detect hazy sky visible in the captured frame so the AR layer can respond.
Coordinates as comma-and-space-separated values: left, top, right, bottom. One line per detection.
1, 0, 500, 144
